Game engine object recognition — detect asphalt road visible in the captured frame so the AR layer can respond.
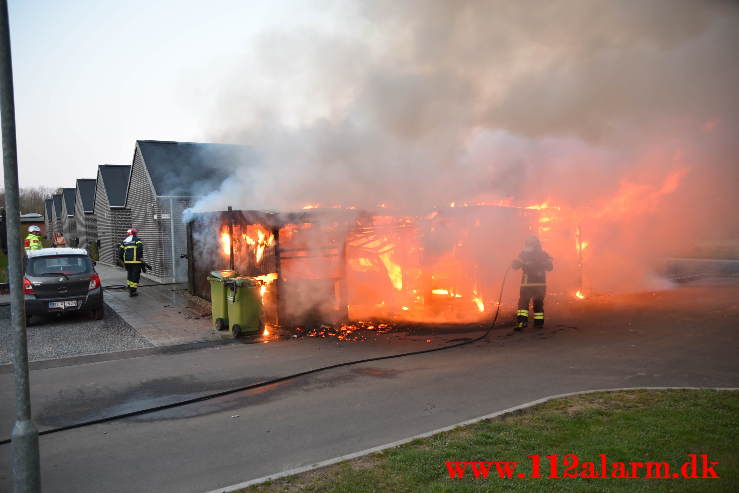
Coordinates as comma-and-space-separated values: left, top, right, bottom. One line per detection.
0, 304, 152, 364
0, 284, 737, 492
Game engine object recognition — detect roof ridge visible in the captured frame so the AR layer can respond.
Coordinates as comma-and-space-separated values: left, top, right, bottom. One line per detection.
136, 139, 244, 146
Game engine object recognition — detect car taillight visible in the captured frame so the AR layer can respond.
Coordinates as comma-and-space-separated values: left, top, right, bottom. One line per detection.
23, 277, 34, 294
89, 273, 101, 290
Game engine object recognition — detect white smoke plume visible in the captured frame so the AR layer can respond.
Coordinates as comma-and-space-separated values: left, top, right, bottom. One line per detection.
192, 0, 739, 297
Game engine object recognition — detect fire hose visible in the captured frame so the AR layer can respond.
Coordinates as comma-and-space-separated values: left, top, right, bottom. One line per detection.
0, 268, 511, 446
102, 282, 183, 291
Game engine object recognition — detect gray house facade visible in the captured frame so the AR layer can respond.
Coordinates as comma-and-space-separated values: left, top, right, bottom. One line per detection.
51, 193, 63, 238
61, 188, 77, 246
44, 198, 54, 240
94, 164, 132, 265
74, 178, 97, 250
126, 140, 253, 283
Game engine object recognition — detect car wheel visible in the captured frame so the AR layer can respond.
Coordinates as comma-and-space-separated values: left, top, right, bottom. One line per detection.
90, 306, 104, 320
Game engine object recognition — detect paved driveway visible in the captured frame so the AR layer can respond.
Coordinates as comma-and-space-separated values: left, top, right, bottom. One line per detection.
0, 284, 737, 492
0, 304, 151, 364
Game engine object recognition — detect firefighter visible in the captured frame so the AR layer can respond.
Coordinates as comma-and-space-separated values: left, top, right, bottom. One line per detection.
24, 225, 43, 251
512, 235, 553, 330
119, 228, 144, 297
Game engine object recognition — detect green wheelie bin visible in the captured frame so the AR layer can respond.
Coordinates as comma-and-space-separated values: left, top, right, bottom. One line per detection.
207, 270, 237, 330
225, 276, 263, 338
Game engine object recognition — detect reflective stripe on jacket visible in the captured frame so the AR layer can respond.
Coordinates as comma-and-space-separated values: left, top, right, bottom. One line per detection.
24, 233, 42, 250
119, 237, 144, 264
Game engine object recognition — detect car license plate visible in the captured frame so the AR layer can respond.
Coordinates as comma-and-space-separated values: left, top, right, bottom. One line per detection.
49, 301, 77, 309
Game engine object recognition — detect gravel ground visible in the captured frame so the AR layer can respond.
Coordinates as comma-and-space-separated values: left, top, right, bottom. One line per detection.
0, 304, 153, 364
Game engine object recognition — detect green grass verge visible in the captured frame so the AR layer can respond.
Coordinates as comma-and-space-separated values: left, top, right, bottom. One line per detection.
243, 389, 738, 493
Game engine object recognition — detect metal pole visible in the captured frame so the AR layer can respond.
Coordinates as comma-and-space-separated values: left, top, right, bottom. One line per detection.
0, 0, 42, 491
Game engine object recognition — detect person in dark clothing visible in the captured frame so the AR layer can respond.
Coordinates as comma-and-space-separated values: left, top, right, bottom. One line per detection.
512, 236, 553, 330
118, 228, 144, 297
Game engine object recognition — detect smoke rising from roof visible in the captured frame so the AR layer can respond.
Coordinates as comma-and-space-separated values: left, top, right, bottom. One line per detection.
193, 0, 739, 264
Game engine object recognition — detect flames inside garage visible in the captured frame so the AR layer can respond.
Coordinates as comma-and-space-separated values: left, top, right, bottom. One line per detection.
188, 201, 586, 331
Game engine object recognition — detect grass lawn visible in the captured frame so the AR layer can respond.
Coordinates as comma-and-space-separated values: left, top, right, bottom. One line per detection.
243, 389, 738, 492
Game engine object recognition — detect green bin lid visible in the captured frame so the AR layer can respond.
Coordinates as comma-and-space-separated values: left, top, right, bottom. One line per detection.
229, 276, 258, 287
209, 270, 238, 280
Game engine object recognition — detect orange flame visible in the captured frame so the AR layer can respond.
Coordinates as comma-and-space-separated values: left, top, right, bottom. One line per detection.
253, 273, 277, 304
220, 231, 231, 256
593, 169, 687, 220
575, 290, 586, 300
379, 252, 403, 290
253, 273, 278, 284
472, 290, 485, 312
243, 226, 275, 264
525, 201, 559, 210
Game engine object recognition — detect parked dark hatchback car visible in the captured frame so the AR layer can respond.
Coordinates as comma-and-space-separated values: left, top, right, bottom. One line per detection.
23, 248, 104, 324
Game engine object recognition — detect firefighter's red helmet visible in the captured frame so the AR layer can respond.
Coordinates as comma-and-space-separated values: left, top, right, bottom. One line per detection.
127, 228, 138, 235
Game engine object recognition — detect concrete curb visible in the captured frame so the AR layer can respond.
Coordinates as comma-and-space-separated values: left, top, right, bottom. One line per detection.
204, 386, 739, 493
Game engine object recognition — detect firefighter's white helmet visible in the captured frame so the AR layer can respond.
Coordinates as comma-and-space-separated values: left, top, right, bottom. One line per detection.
28, 225, 41, 233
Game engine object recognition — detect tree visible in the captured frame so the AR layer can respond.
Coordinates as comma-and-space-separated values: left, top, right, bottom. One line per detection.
0, 186, 55, 214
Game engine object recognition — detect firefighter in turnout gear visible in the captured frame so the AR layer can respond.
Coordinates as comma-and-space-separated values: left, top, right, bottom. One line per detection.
119, 228, 144, 297
512, 236, 553, 330
24, 225, 43, 251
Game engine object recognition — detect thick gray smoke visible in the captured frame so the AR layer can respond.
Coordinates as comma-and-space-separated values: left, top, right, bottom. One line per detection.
192, 0, 739, 294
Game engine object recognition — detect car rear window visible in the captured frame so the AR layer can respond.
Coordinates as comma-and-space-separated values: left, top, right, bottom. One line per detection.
27, 255, 93, 276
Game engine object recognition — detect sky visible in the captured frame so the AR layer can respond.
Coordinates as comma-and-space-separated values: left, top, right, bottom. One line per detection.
3, 0, 737, 296
5, 0, 337, 188
2, 0, 737, 217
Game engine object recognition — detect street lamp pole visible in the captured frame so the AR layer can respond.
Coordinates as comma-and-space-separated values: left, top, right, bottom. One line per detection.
0, 0, 42, 491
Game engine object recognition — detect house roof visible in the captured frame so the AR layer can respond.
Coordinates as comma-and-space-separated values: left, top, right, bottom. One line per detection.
45, 198, 53, 219
20, 213, 44, 223
135, 140, 255, 197
98, 164, 131, 207
76, 179, 97, 213
62, 188, 76, 216
52, 194, 62, 217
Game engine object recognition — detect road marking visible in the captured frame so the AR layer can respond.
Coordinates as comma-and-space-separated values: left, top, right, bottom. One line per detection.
203, 386, 738, 493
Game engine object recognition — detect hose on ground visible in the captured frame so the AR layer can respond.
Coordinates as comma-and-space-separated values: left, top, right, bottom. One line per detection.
103, 282, 184, 291
0, 268, 510, 446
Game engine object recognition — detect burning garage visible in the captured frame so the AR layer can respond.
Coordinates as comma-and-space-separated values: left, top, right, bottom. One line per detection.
188, 200, 587, 333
